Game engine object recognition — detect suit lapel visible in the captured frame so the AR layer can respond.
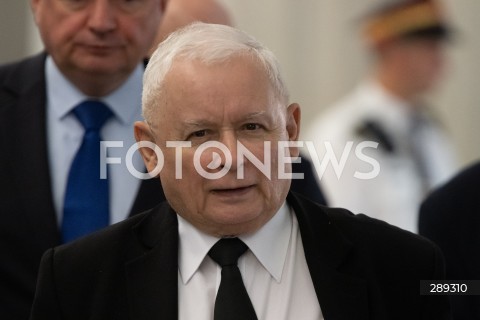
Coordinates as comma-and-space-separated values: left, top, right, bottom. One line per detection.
126, 203, 179, 320
288, 193, 370, 320
2, 53, 60, 247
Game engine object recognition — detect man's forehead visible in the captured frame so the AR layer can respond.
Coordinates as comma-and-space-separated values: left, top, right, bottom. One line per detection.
162, 61, 273, 102
167, 54, 266, 80
154, 55, 281, 122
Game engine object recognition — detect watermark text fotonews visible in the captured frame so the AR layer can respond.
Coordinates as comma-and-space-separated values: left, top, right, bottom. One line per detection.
100, 140, 380, 180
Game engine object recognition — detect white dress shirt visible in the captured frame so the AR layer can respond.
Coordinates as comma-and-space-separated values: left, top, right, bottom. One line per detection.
46, 56, 145, 225
177, 202, 324, 320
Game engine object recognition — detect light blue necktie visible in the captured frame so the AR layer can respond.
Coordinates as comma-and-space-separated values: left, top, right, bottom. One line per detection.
62, 100, 113, 243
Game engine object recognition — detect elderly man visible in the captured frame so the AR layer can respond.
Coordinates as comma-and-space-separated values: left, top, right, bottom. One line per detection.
30, 23, 449, 320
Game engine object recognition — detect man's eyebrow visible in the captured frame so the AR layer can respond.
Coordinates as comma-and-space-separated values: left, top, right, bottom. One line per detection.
182, 119, 213, 128
181, 111, 269, 129
243, 111, 267, 120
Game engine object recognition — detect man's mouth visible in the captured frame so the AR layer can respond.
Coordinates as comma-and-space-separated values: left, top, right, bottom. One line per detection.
80, 44, 119, 54
211, 185, 255, 196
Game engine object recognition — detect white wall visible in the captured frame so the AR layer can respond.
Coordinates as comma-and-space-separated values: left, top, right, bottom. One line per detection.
3, 0, 479, 166
0, 1, 30, 64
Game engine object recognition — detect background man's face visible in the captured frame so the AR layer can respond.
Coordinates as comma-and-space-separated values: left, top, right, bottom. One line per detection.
141, 55, 300, 237
385, 37, 447, 93
31, 0, 164, 83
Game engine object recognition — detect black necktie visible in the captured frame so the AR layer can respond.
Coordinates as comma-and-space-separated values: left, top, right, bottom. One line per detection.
208, 238, 258, 320
62, 100, 113, 243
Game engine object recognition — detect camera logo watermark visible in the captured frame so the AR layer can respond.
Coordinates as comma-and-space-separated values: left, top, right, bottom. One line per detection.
100, 140, 380, 181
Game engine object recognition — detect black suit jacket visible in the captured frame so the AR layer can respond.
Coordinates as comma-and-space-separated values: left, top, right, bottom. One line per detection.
419, 162, 480, 320
30, 193, 449, 320
0, 54, 326, 319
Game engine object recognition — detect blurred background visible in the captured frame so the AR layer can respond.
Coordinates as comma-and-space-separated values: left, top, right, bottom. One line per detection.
1, 0, 479, 166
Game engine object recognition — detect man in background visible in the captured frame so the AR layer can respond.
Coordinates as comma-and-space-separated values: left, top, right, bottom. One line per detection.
306, 0, 457, 232
151, 0, 232, 53
420, 161, 480, 320
0, 1, 167, 318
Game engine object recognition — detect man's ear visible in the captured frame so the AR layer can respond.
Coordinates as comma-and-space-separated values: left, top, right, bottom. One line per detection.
134, 121, 159, 174
286, 103, 301, 157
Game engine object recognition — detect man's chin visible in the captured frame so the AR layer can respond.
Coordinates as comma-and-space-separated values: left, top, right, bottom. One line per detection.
208, 207, 267, 234
73, 55, 131, 74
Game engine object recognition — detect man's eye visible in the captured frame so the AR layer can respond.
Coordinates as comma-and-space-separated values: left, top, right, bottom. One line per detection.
118, 0, 146, 12
62, 0, 87, 10
192, 130, 207, 138
244, 123, 260, 130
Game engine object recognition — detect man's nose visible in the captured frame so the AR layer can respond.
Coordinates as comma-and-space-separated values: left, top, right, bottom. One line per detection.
88, 0, 117, 34
218, 132, 243, 171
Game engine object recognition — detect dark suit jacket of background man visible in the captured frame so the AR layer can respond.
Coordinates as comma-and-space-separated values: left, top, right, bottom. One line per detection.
30, 192, 449, 320
419, 162, 480, 320
0, 54, 326, 319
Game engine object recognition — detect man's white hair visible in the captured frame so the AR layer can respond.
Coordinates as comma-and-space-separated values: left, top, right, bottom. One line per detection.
142, 22, 289, 123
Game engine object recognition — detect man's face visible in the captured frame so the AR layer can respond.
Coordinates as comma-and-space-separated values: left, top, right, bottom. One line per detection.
388, 37, 447, 93
31, 0, 164, 90
136, 56, 300, 237
405, 39, 446, 92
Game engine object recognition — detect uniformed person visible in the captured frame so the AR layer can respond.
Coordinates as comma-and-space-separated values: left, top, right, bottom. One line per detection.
305, 0, 457, 232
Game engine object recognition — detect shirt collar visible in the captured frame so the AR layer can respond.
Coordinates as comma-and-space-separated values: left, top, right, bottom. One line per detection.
45, 56, 143, 125
177, 202, 292, 284
241, 202, 291, 282
177, 214, 219, 285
